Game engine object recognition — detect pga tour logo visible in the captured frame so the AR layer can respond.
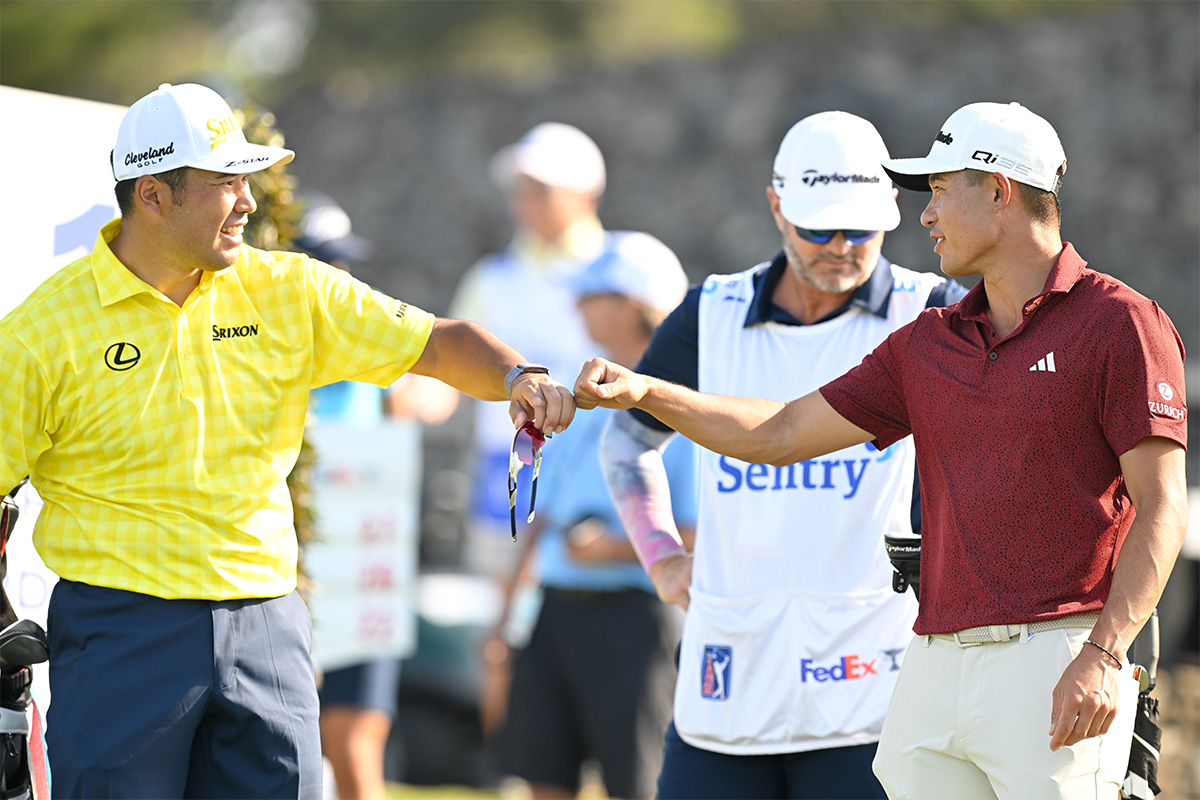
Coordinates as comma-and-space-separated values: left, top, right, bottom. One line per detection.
701, 645, 732, 701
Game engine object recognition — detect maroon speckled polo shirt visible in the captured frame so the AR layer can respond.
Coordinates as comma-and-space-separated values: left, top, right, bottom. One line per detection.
820, 243, 1188, 635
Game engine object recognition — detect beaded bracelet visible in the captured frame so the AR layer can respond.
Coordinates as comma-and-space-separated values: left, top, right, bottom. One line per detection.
1085, 639, 1122, 668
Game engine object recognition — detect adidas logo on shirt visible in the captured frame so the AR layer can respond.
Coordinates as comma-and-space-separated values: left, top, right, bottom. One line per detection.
1030, 352, 1056, 372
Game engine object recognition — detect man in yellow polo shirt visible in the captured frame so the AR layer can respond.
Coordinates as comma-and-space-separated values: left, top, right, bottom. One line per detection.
0, 82, 576, 799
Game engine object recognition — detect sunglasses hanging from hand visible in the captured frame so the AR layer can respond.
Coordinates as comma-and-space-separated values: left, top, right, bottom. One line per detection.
508, 422, 547, 541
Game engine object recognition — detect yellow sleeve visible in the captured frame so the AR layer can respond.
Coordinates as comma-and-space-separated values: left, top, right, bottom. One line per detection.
303, 256, 435, 389
0, 327, 52, 492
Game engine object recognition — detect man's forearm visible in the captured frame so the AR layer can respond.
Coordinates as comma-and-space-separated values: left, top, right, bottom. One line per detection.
1091, 438, 1189, 659
636, 377, 796, 465
410, 318, 518, 400
599, 411, 686, 570
578, 357, 873, 465
1090, 503, 1188, 660
639, 380, 875, 466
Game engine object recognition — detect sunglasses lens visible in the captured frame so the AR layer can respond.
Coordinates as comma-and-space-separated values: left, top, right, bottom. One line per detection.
513, 424, 545, 465
794, 227, 878, 245
514, 432, 534, 464
795, 227, 834, 244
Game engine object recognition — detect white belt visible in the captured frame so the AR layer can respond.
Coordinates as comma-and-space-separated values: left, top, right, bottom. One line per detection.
931, 613, 1101, 647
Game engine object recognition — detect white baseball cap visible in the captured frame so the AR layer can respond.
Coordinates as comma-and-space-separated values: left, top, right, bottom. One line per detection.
573, 231, 689, 315
489, 122, 606, 196
883, 101, 1066, 193
771, 111, 900, 232
112, 83, 294, 181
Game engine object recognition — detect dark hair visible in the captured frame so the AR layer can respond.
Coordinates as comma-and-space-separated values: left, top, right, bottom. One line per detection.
964, 167, 1063, 227
111, 158, 191, 216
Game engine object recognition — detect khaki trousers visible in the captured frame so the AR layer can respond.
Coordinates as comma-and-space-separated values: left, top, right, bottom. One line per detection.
873, 627, 1137, 799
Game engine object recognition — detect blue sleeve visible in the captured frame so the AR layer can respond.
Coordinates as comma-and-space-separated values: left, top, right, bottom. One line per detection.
630, 286, 702, 432
925, 278, 969, 309
663, 436, 700, 526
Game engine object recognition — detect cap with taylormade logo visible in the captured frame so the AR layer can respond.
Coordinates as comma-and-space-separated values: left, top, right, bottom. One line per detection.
882, 101, 1066, 194
112, 83, 294, 181
573, 231, 688, 316
488, 122, 606, 196
771, 111, 900, 232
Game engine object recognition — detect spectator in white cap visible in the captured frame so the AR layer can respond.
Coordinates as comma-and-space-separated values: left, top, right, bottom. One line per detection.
0, 81, 577, 799
575, 101, 1187, 800
449, 122, 608, 579
577, 111, 967, 799
494, 231, 698, 800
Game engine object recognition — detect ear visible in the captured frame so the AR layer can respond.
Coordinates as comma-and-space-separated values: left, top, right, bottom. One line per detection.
990, 171, 1015, 211
766, 186, 787, 233
132, 175, 169, 218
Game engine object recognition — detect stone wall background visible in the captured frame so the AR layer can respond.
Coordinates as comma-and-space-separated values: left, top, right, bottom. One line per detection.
275, 1, 1198, 362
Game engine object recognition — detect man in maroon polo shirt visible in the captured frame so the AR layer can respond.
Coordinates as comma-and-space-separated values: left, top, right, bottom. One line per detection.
571, 101, 1188, 799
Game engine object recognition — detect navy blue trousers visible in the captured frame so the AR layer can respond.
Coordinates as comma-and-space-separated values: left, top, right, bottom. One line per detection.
658, 721, 887, 800
46, 581, 321, 799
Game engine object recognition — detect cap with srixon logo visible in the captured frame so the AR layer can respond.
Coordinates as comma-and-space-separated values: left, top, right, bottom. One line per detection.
882, 101, 1066, 194
771, 111, 900, 232
112, 83, 294, 181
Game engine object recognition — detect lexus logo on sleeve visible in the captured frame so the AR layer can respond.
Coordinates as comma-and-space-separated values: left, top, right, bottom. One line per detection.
104, 342, 142, 371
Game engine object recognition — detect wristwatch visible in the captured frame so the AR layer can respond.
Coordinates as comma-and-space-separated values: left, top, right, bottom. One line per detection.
504, 363, 550, 398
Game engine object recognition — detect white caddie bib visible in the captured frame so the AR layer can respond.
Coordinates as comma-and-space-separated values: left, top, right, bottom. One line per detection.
675, 261, 942, 754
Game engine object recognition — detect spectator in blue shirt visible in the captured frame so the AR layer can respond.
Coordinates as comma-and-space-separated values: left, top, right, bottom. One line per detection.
492, 232, 698, 800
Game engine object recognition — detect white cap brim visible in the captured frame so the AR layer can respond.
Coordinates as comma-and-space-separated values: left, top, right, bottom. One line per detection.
185, 141, 294, 175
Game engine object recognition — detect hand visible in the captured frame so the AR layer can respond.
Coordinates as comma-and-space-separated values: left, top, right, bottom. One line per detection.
509, 372, 576, 434
648, 553, 693, 610
566, 518, 639, 564
566, 518, 613, 562
574, 357, 651, 411
1047, 644, 1123, 751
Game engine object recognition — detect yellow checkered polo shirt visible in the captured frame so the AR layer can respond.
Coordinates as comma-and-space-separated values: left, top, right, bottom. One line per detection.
0, 219, 434, 600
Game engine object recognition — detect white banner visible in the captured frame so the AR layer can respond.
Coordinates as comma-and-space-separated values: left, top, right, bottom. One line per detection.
1, 86, 126, 709
0, 86, 124, 319
302, 420, 422, 673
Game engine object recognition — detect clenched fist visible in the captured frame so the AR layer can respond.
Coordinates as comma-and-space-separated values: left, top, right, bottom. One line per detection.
573, 357, 651, 411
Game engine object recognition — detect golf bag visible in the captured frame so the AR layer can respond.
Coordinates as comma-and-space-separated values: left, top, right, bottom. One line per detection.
0, 482, 49, 800
1121, 609, 1162, 800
